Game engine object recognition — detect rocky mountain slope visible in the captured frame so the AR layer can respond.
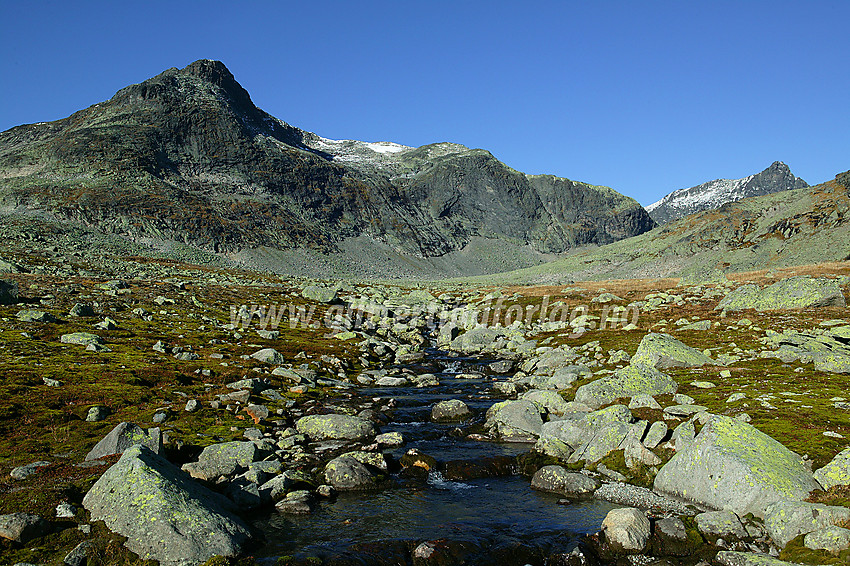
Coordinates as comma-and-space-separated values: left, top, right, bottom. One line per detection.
646, 161, 808, 224
463, 170, 850, 285
0, 59, 653, 278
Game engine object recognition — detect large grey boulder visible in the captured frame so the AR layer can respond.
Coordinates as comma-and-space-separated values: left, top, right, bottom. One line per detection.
449, 325, 506, 355
484, 399, 544, 441
0, 279, 18, 305
814, 447, 850, 490
654, 415, 820, 518
60, 332, 104, 346
0, 513, 49, 543
763, 500, 850, 547
530, 465, 599, 497
601, 507, 651, 553
85, 422, 162, 461
804, 526, 850, 555
181, 441, 258, 481
717, 277, 846, 311
575, 363, 678, 409
630, 333, 715, 369
82, 445, 253, 566
295, 414, 377, 441
324, 455, 377, 490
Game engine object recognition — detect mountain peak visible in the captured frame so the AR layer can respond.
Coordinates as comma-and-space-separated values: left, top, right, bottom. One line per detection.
647, 161, 808, 224
179, 59, 254, 110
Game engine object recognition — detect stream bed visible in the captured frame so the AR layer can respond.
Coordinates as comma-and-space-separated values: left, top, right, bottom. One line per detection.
251, 353, 621, 565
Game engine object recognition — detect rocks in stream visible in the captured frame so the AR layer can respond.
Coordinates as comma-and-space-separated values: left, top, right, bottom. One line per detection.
484, 399, 545, 442
530, 465, 599, 497
601, 507, 652, 553
295, 414, 377, 441
324, 455, 379, 490
431, 399, 473, 422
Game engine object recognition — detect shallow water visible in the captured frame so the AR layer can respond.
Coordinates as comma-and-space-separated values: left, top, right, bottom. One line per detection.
251, 354, 619, 564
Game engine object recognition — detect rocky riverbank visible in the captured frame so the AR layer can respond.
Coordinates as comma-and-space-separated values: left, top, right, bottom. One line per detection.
1, 242, 850, 565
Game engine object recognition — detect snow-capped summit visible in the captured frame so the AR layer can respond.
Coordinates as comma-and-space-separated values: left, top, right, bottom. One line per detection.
647, 161, 808, 224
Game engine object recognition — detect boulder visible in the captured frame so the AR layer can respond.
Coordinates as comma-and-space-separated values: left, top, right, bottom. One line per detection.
324, 455, 377, 490
630, 333, 715, 369
431, 399, 472, 423
575, 364, 678, 409
301, 285, 339, 304
568, 421, 633, 464
83, 445, 253, 566
0, 512, 49, 543
601, 507, 651, 553
763, 500, 850, 547
715, 551, 802, 566
10, 460, 51, 480
654, 415, 820, 518
251, 348, 285, 364
695, 510, 748, 540
804, 525, 850, 555
485, 399, 544, 441
182, 441, 258, 481
814, 447, 850, 490
0, 279, 18, 305
449, 325, 506, 354
717, 277, 846, 312
530, 465, 598, 497
295, 414, 377, 441
60, 332, 103, 346
17, 310, 56, 323
85, 422, 162, 461
69, 303, 97, 317
521, 389, 572, 416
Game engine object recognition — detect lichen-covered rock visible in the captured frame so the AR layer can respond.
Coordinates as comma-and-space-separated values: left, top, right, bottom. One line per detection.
804, 525, 850, 555
449, 325, 507, 355
530, 465, 598, 497
301, 285, 339, 304
181, 441, 258, 481
324, 455, 377, 490
250, 348, 285, 364
60, 332, 104, 346
521, 389, 572, 416
630, 333, 716, 369
82, 445, 253, 566
85, 422, 162, 461
653, 415, 819, 518
601, 507, 651, 553
575, 363, 678, 409
717, 277, 846, 312
763, 500, 850, 547
814, 447, 850, 490
695, 510, 748, 540
714, 551, 802, 566
431, 399, 472, 422
295, 414, 377, 441
17, 309, 56, 323
568, 421, 632, 463
0, 512, 49, 543
484, 399, 544, 441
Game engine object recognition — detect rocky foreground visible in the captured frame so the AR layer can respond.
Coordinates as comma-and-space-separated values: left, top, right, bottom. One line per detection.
1, 243, 850, 565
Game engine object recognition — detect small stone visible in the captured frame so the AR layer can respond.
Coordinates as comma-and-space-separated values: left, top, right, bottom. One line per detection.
152, 411, 168, 424
55, 502, 76, 519
64, 540, 95, 566
727, 392, 746, 403
185, 399, 199, 412
86, 406, 109, 422
10, 461, 51, 480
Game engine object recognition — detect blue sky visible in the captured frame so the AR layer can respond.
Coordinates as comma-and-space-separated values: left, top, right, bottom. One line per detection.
1, 1, 848, 206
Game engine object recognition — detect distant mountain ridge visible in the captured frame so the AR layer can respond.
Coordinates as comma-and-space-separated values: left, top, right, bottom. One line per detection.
0, 59, 654, 278
646, 161, 808, 224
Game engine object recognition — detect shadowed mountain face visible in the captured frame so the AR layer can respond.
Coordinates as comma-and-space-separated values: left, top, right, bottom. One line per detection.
0, 59, 654, 275
646, 161, 808, 225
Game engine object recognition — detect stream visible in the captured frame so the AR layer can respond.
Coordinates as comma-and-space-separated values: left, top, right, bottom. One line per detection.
251, 352, 621, 565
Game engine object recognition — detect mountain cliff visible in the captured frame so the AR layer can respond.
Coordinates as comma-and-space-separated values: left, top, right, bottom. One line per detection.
0, 60, 654, 277
646, 161, 808, 224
